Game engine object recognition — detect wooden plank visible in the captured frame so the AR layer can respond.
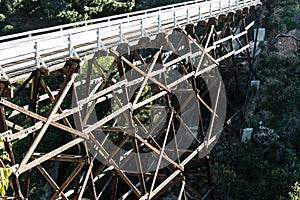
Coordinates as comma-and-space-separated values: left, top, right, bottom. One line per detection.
6, 120, 23, 131
6, 122, 43, 142
32, 153, 84, 162
18, 138, 84, 175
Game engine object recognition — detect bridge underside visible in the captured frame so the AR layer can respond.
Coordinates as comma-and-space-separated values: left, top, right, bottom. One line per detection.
0, 5, 261, 200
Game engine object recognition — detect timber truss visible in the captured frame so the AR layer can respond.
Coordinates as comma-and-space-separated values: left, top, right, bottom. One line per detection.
0, 5, 261, 200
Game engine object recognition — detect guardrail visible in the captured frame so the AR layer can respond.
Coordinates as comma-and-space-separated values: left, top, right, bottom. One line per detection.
0, 0, 261, 83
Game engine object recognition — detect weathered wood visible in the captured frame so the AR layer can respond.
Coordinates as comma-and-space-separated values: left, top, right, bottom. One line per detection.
32, 153, 84, 162
1, 99, 87, 138
18, 138, 84, 175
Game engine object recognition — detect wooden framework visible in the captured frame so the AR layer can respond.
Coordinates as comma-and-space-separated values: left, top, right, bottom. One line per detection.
0, 5, 261, 200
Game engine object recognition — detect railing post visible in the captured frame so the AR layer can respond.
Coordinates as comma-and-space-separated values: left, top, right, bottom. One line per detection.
35, 41, 40, 67
119, 23, 123, 42
68, 34, 73, 57
236, 0, 238, 9
141, 18, 144, 36
97, 28, 101, 50
158, 13, 162, 32
173, 10, 177, 27
187, 7, 190, 23
210, 1, 212, 17
199, 6, 202, 20
219, 1, 222, 14
229, 0, 231, 11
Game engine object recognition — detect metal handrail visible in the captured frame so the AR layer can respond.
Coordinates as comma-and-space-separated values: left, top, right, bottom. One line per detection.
0, 0, 208, 42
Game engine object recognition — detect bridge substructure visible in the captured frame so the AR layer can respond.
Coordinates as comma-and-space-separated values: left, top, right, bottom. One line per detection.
0, 0, 262, 199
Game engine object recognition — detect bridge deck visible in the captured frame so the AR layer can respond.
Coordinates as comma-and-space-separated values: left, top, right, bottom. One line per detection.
0, 0, 261, 83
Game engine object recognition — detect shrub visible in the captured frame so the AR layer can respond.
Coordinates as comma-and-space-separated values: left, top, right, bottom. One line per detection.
289, 182, 300, 200
0, 14, 5, 22
2, 24, 13, 33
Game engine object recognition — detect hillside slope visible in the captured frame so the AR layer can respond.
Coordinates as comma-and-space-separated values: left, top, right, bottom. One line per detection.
210, 0, 300, 199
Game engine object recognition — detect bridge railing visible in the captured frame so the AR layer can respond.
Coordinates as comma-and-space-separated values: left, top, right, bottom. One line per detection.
0, 0, 261, 83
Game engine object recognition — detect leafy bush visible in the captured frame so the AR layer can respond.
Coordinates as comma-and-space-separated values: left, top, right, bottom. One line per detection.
290, 182, 300, 200
0, 14, 5, 22
211, 143, 300, 199
40, 0, 65, 20
0, 0, 16, 15
2, 24, 13, 33
57, 9, 89, 23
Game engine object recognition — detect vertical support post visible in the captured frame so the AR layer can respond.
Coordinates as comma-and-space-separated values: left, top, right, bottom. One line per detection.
0, 86, 23, 198
236, 0, 238, 9
22, 71, 40, 198
210, 2, 212, 17
219, 1, 222, 14
110, 173, 118, 200
229, 0, 231, 11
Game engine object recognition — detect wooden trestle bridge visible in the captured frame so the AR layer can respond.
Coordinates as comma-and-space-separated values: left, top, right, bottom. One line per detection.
0, 0, 262, 199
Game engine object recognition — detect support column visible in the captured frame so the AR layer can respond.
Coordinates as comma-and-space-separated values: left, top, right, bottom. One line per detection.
0, 82, 23, 199
22, 71, 40, 198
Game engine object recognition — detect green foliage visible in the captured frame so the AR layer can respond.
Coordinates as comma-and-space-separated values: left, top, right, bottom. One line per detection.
16, 0, 40, 14
0, 167, 12, 196
0, 14, 5, 22
290, 182, 300, 200
211, 143, 300, 200
2, 24, 14, 33
0, 0, 16, 15
98, 56, 115, 71
0, 139, 12, 197
101, 1, 134, 16
57, 9, 89, 23
135, 0, 186, 10
255, 55, 300, 120
274, 0, 299, 7
40, 0, 65, 20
